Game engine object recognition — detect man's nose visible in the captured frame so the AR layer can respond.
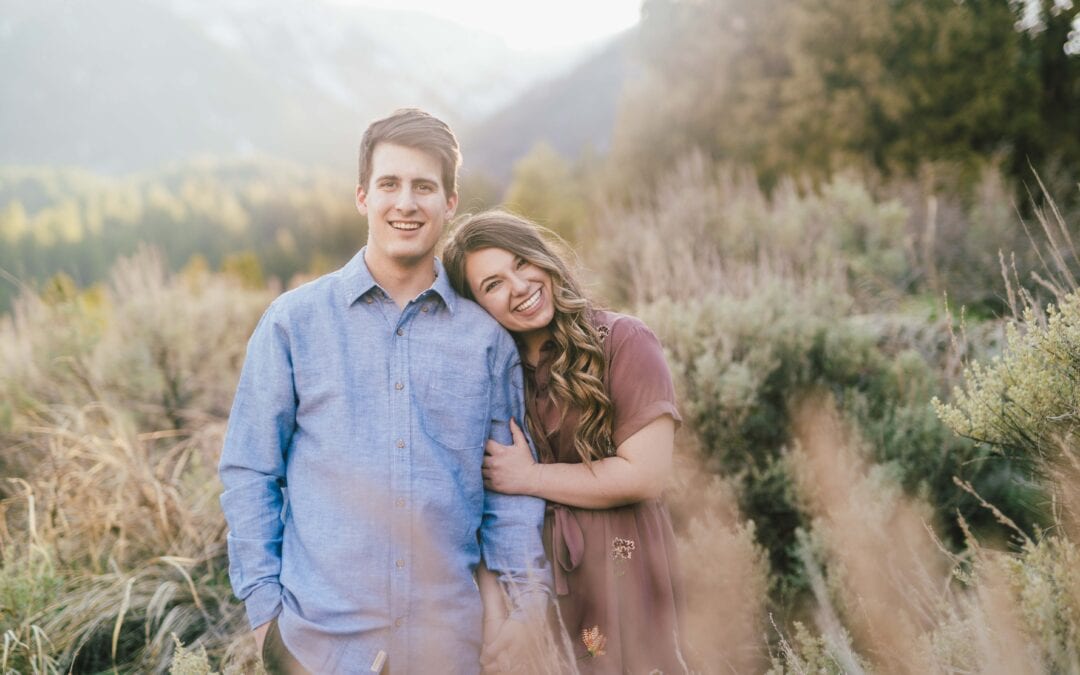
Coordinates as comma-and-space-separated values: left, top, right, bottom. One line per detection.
394, 189, 416, 211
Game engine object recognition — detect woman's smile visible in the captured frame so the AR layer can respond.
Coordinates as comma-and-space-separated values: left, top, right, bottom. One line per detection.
514, 287, 543, 314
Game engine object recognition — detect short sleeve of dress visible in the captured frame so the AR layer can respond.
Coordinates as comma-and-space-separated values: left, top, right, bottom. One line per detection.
605, 316, 683, 448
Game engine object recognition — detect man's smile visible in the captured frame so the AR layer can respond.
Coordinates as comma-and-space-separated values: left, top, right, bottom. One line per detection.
390, 220, 423, 231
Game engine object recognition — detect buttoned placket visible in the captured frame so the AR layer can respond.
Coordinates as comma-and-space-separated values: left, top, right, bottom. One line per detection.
359, 286, 412, 664
385, 289, 440, 671
360, 286, 447, 669
382, 292, 409, 669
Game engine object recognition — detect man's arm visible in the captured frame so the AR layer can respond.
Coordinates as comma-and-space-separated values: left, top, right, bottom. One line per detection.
219, 301, 296, 633
476, 560, 509, 647
252, 621, 271, 653
478, 330, 551, 619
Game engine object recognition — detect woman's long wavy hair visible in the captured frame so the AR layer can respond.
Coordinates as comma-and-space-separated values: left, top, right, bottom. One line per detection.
443, 210, 615, 464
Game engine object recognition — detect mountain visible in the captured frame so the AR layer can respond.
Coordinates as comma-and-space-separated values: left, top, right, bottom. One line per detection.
0, 0, 583, 173
461, 32, 634, 186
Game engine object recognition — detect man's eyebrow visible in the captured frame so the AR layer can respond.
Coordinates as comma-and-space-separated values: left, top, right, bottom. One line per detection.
373, 173, 399, 183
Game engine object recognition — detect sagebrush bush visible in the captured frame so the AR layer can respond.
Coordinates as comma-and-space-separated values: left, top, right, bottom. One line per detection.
636, 280, 1031, 608
584, 156, 1055, 616
0, 248, 270, 672
935, 292, 1080, 455
1003, 536, 1080, 669
0, 247, 269, 434
588, 152, 1042, 315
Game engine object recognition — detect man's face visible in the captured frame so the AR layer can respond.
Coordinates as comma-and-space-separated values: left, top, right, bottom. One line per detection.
357, 142, 457, 274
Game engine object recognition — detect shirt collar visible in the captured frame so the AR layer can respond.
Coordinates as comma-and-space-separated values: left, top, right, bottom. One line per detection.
430, 257, 458, 315
340, 247, 380, 306
340, 247, 458, 315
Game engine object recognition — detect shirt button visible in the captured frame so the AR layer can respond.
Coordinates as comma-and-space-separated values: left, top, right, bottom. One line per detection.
394, 382, 404, 390
395, 498, 405, 507
396, 439, 405, 449
421, 305, 430, 313
395, 559, 405, 568
396, 328, 405, 336
394, 618, 404, 628
365, 296, 373, 304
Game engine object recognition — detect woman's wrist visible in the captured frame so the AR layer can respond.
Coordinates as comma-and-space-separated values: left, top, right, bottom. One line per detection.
530, 463, 545, 497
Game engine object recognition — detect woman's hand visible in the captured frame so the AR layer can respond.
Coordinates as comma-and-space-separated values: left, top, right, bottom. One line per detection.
483, 418, 542, 495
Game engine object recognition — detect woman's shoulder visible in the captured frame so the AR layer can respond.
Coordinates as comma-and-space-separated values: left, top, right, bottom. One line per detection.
592, 309, 659, 349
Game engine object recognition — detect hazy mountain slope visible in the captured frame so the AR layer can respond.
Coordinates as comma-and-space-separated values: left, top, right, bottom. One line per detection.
462, 32, 633, 185
0, 0, 582, 172
0, 0, 330, 171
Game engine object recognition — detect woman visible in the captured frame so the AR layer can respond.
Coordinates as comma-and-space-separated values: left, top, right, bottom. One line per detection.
443, 210, 690, 675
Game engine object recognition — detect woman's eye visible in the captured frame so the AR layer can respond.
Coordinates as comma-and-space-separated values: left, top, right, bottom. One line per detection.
484, 280, 501, 293
515, 257, 527, 269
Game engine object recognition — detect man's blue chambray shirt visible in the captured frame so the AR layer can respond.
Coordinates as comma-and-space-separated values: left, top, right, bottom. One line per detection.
219, 249, 550, 674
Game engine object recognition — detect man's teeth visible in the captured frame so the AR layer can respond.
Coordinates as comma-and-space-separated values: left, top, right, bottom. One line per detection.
391, 222, 422, 230
515, 289, 541, 312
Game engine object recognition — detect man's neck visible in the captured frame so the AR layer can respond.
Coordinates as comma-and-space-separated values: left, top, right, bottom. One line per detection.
364, 250, 437, 309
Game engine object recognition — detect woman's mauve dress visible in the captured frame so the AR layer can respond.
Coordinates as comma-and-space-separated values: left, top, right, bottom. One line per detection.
523, 310, 691, 675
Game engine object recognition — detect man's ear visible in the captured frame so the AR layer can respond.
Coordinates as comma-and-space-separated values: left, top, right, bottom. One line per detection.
446, 191, 458, 218
355, 184, 368, 215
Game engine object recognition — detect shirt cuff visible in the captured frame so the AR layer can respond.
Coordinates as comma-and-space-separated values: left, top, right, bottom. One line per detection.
244, 582, 283, 630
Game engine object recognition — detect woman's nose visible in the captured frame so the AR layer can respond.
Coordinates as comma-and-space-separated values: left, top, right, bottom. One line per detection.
509, 273, 530, 293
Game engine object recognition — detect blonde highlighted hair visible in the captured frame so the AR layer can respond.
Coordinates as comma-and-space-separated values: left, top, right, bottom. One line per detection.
443, 210, 614, 464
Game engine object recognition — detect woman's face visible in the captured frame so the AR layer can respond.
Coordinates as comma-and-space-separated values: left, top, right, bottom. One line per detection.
464, 247, 555, 338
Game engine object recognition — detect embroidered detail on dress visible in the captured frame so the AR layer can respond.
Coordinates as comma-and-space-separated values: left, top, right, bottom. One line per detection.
611, 537, 636, 577
596, 323, 610, 342
581, 625, 607, 657
611, 537, 636, 560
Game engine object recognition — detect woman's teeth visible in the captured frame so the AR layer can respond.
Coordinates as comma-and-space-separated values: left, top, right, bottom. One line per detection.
515, 289, 541, 312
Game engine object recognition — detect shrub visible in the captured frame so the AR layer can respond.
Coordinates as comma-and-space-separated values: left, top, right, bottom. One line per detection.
0, 248, 270, 672
638, 278, 1039, 609
935, 293, 1080, 455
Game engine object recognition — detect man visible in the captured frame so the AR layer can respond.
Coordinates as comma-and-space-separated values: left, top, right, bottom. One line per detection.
219, 108, 549, 674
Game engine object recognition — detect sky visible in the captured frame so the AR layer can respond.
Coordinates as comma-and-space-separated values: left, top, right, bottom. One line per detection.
342, 0, 643, 51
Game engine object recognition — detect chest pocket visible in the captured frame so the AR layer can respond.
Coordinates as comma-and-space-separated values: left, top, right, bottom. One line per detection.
421, 370, 490, 451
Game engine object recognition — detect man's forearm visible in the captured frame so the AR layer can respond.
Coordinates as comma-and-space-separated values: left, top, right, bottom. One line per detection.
253, 621, 271, 654
219, 448, 288, 628
219, 303, 295, 628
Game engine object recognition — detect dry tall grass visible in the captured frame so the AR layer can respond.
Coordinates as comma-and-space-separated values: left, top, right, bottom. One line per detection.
788, 391, 948, 673
761, 391, 1074, 674
667, 439, 771, 674
1, 249, 270, 672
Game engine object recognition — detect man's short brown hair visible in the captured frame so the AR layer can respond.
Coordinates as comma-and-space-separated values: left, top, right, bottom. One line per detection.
358, 108, 462, 195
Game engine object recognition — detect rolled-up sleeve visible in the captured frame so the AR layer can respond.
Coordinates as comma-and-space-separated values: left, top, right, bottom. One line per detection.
219, 301, 295, 629
479, 329, 552, 618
